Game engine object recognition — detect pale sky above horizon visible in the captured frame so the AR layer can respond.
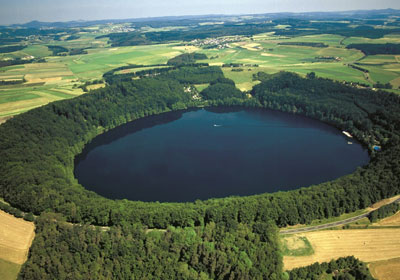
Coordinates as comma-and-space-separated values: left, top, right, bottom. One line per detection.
0, 0, 399, 25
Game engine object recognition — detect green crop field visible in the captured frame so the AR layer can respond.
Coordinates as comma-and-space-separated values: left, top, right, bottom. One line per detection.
0, 259, 21, 280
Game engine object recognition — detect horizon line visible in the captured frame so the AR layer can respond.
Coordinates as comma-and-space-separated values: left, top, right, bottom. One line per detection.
2, 7, 399, 27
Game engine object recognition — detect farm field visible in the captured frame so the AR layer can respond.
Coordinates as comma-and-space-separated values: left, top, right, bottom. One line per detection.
0, 210, 35, 265
369, 257, 400, 280
0, 259, 21, 280
283, 229, 400, 270
1, 32, 400, 121
0, 43, 184, 120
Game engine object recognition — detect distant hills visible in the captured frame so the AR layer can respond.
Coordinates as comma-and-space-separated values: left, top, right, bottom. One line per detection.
3, 9, 400, 29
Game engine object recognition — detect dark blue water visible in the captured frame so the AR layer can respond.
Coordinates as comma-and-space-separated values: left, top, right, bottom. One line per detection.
74, 108, 369, 202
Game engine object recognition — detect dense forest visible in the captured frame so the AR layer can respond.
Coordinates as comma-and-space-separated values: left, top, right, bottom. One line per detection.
347, 43, 400, 55
0, 45, 26, 53
19, 213, 282, 280
288, 256, 374, 280
47, 45, 69, 55
167, 53, 208, 66
1, 65, 399, 278
278, 42, 328, 48
47, 45, 88, 56
0, 57, 44, 68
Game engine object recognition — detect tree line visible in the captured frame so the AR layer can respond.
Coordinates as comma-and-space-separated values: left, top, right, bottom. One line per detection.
288, 256, 374, 280
347, 43, 400, 55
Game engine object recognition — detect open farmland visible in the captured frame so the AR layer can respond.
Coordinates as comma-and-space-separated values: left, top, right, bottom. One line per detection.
283, 229, 400, 270
0, 43, 184, 119
1, 30, 400, 121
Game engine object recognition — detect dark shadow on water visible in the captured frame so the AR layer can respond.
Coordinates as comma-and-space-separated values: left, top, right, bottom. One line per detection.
75, 110, 191, 164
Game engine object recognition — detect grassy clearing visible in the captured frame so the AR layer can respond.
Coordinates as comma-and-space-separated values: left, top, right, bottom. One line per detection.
0, 259, 21, 280
369, 257, 400, 280
0, 210, 35, 265
283, 228, 400, 270
222, 67, 262, 91
194, 84, 209, 92
281, 235, 314, 257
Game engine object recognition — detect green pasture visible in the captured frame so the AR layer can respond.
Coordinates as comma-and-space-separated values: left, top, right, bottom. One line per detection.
49, 44, 182, 80
21, 45, 52, 58
276, 34, 346, 47
343, 34, 400, 45
0, 259, 21, 280
0, 89, 40, 104
358, 55, 399, 64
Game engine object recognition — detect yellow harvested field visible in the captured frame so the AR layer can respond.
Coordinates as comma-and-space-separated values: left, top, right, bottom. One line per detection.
0, 116, 12, 124
236, 82, 259, 91
172, 46, 200, 52
163, 51, 182, 59
243, 45, 261, 51
87, 84, 106, 90
261, 52, 286, 58
374, 211, 400, 226
0, 97, 47, 117
0, 75, 24, 80
369, 257, 400, 280
368, 195, 400, 210
209, 62, 224, 66
25, 76, 62, 84
283, 229, 400, 270
0, 210, 35, 264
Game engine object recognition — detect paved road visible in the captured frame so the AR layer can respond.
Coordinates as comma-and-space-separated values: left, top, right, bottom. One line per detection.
280, 198, 400, 235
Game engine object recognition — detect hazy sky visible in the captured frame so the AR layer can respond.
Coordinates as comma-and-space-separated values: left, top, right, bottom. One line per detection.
1, 0, 400, 25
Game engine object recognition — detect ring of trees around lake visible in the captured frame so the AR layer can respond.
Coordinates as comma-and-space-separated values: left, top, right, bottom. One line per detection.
1, 64, 399, 279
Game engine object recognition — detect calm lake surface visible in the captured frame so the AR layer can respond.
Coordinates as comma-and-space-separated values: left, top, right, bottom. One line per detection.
75, 108, 369, 202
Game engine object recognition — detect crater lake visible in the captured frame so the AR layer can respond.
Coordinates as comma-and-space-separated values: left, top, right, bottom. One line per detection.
74, 108, 369, 202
